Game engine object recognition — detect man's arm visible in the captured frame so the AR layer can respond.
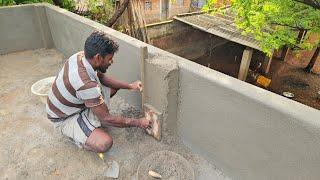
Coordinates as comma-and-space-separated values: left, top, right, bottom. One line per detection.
98, 72, 130, 90
90, 102, 150, 128
97, 72, 142, 91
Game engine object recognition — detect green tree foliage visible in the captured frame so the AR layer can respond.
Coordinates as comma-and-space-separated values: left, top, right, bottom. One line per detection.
61, 0, 75, 11
204, 0, 320, 55
86, 0, 114, 24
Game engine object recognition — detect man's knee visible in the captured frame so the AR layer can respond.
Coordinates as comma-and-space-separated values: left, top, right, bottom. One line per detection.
85, 129, 113, 153
96, 136, 113, 153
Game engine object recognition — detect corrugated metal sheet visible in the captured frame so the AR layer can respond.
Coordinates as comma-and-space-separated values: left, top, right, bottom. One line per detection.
174, 13, 262, 51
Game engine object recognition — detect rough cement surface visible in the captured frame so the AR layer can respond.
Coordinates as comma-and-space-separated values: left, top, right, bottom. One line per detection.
137, 150, 194, 180
144, 55, 179, 138
0, 49, 230, 180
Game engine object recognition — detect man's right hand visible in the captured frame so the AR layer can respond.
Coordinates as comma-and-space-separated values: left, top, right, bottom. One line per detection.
91, 102, 153, 129
137, 118, 152, 129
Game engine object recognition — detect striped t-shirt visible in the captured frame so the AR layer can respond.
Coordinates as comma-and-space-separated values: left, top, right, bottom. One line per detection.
46, 51, 104, 121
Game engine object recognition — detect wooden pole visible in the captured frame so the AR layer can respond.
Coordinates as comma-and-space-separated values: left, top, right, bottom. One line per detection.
238, 47, 253, 81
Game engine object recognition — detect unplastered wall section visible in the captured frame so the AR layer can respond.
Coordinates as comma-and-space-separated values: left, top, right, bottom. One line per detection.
44, 4, 147, 110
0, 4, 53, 55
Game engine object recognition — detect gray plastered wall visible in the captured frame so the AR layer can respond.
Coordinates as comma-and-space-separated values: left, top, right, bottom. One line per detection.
177, 58, 320, 180
0, 5, 53, 55
147, 45, 320, 180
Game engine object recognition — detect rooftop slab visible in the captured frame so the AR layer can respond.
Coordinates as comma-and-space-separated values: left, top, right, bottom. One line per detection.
0, 49, 229, 179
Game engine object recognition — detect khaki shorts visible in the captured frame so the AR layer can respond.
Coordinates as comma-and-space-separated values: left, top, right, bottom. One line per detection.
54, 86, 110, 145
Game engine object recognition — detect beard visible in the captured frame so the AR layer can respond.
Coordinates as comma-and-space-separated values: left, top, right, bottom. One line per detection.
97, 64, 110, 73
97, 67, 107, 73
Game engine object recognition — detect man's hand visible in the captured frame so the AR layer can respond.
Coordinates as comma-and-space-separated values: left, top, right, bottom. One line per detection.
91, 103, 152, 128
129, 80, 143, 92
137, 117, 152, 129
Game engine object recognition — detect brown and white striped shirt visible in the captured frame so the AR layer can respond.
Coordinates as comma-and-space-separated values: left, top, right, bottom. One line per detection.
46, 51, 104, 121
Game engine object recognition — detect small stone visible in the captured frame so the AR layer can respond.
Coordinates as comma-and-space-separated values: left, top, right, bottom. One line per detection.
104, 160, 120, 178
148, 170, 162, 179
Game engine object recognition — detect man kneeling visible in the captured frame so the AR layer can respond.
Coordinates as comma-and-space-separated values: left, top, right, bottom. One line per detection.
46, 31, 151, 153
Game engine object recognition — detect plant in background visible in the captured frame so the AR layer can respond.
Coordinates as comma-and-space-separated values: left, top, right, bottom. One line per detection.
61, 0, 75, 11
86, 0, 114, 24
1, 0, 15, 6
203, 0, 320, 55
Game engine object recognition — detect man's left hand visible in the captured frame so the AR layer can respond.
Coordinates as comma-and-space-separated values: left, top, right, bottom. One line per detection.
129, 80, 143, 92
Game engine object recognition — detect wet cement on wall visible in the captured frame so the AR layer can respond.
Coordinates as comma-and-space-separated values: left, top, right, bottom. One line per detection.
144, 54, 179, 137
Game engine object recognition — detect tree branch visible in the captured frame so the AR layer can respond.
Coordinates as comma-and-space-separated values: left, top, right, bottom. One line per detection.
105, 0, 130, 27
270, 22, 310, 30
304, 45, 320, 72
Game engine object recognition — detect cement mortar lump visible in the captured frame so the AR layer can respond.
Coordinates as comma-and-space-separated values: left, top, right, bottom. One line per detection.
147, 55, 178, 73
137, 150, 194, 180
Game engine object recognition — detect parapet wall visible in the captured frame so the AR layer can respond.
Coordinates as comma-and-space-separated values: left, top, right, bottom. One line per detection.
178, 58, 320, 180
147, 45, 320, 180
0, 3, 145, 110
1, 4, 320, 180
44, 4, 150, 110
0, 4, 53, 54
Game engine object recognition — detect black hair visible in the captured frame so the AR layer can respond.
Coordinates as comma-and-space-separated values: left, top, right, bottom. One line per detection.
84, 31, 119, 59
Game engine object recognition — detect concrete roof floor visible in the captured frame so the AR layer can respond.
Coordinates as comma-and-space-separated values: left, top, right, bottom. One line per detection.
0, 48, 230, 180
